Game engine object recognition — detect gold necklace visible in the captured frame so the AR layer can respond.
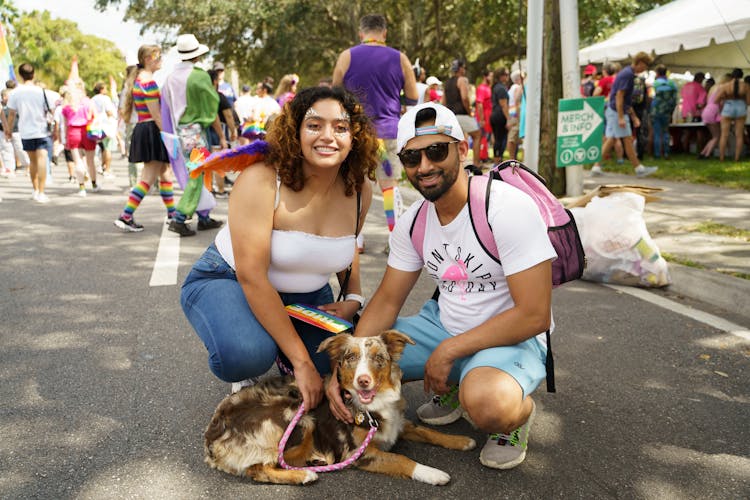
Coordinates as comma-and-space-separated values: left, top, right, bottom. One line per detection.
361, 39, 386, 46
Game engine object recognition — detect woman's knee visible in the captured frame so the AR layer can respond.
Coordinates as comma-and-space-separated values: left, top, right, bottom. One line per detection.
211, 341, 276, 382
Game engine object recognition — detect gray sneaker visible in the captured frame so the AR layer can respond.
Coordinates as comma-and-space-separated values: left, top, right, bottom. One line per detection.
635, 165, 658, 178
230, 376, 259, 394
479, 400, 536, 470
416, 385, 463, 425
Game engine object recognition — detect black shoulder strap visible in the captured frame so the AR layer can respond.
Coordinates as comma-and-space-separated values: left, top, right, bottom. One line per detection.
337, 191, 361, 301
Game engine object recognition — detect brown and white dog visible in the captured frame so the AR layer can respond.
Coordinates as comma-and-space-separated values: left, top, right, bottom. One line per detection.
203, 330, 476, 485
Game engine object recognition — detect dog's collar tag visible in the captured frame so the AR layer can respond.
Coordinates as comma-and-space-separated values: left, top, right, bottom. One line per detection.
354, 412, 365, 425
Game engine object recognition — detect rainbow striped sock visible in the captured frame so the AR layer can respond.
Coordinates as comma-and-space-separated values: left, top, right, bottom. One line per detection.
121, 181, 150, 219
159, 181, 175, 218
377, 139, 392, 177
383, 186, 396, 232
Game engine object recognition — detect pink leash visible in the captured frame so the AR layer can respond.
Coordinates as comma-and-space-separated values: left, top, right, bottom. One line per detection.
277, 402, 378, 472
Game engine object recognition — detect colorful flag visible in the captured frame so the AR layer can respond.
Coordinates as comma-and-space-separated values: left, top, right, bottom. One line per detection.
0, 22, 15, 84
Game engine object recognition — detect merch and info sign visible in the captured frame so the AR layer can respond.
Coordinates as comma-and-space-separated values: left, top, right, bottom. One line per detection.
556, 96, 604, 167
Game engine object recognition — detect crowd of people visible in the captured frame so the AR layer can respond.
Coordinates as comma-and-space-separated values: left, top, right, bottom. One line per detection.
580, 58, 750, 165
4, 12, 748, 477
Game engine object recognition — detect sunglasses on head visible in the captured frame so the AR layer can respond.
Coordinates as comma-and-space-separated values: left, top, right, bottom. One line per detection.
397, 140, 459, 168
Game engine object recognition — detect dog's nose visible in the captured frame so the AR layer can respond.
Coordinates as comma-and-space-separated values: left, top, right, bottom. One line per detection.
357, 374, 372, 388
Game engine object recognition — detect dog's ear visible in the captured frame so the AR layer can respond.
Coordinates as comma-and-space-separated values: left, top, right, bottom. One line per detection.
380, 330, 415, 360
317, 334, 352, 361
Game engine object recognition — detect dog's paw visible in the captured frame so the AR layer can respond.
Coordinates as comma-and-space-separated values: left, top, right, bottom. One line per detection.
462, 437, 477, 450
302, 470, 318, 484
412, 463, 450, 485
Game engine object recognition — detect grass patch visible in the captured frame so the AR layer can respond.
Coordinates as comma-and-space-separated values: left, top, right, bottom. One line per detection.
590, 153, 750, 190
689, 221, 750, 241
662, 252, 705, 269
663, 252, 750, 280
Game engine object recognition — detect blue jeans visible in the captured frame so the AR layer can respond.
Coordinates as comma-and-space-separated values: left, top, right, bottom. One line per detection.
651, 113, 670, 158
180, 243, 336, 382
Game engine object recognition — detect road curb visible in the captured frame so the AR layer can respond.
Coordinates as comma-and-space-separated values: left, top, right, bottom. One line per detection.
666, 262, 750, 318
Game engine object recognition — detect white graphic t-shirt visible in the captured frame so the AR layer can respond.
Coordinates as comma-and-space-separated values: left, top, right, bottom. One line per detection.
388, 181, 557, 340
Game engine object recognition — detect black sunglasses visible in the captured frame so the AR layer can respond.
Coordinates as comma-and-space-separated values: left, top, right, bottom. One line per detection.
397, 141, 459, 168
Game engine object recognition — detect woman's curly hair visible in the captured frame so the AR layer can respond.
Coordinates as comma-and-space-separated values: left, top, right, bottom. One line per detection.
265, 86, 378, 196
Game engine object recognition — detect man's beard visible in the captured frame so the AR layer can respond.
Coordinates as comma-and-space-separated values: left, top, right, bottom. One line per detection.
410, 158, 460, 202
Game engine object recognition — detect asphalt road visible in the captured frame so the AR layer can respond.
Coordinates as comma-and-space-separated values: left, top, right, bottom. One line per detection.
1, 160, 748, 499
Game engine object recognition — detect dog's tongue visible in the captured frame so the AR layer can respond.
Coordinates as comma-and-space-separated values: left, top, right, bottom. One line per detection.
357, 389, 375, 403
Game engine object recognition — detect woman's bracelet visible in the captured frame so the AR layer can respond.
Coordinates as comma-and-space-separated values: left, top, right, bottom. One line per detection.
344, 293, 365, 309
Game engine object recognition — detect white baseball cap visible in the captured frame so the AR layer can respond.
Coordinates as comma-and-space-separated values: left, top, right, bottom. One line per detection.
425, 76, 441, 86
397, 102, 465, 152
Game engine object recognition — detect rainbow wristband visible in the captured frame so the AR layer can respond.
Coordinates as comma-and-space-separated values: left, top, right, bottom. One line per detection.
285, 304, 353, 333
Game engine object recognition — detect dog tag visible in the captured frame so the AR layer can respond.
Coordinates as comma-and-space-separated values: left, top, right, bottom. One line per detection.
354, 412, 364, 425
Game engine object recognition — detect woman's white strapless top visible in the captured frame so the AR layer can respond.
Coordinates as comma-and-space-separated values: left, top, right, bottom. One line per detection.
215, 225, 354, 293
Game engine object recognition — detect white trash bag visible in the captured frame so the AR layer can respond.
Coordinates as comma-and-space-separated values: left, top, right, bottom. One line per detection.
570, 192, 671, 287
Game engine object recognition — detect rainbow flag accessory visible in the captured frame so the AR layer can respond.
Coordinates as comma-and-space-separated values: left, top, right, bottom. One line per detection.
285, 304, 353, 334
241, 120, 266, 140
382, 186, 396, 231
0, 23, 14, 83
190, 140, 269, 179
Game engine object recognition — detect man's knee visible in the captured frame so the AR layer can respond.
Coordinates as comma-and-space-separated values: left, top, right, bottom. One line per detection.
459, 369, 525, 433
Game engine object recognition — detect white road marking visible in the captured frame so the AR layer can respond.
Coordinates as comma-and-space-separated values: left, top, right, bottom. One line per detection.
149, 222, 180, 286
604, 284, 750, 340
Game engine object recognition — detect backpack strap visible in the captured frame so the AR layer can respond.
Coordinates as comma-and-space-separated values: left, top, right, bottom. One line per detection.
545, 330, 556, 393
467, 174, 500, 263
409, 200, 430, 261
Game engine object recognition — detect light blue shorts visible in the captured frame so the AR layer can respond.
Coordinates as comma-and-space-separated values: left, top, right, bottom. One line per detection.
605, 106, 632, 138
393, 300, 548, 398
721, 99, 747, 119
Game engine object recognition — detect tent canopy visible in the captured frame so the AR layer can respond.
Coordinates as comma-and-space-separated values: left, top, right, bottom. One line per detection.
579, 0, 750, 73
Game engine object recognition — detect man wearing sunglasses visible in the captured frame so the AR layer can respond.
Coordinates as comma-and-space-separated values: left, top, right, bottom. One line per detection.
327, 102, 557, 471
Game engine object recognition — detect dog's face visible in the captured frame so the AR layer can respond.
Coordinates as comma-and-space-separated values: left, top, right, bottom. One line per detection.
318, 331, 414, 409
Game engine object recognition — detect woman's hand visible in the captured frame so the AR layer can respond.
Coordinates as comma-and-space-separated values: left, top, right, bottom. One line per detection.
318, 300, 361, 322
293, 360, 324, 412
326, 366, 353, 423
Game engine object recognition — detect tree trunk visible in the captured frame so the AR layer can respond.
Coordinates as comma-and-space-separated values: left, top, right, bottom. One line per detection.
539, 0, 565, 195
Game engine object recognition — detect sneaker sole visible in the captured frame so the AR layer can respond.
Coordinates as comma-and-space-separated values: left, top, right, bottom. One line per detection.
479, 401, 536, 470
417, 405, 464, 426
113, 220, 144, 233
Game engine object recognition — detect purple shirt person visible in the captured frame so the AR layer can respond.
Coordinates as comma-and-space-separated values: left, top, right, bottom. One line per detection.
332, 13, 418, 249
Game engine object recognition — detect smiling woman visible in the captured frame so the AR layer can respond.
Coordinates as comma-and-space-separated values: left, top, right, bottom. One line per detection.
180, 86, 380, 411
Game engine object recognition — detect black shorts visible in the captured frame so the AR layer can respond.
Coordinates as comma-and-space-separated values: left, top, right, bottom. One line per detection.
129, 121, 169, 163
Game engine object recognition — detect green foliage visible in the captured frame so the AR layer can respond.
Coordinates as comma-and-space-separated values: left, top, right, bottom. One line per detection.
89, 0, 669, 88
9, 10, 125, 92
0, 0, 19, 26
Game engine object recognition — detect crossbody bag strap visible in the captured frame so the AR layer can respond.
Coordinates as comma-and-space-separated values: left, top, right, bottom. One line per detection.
42, 90, 50, 113
337, 191, 361, 302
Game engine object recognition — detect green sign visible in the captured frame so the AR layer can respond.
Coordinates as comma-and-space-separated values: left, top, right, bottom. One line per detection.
556, 96, 605, 167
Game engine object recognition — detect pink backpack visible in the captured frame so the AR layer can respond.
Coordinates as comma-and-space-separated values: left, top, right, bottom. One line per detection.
409, 160, 585, 287
408, 160, 586, 393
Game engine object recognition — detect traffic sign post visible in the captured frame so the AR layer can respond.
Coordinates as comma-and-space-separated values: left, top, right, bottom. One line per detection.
556, 96, 605, 167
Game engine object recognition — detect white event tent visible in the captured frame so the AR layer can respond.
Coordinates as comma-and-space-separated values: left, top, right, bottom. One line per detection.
579, 0, 750, 74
